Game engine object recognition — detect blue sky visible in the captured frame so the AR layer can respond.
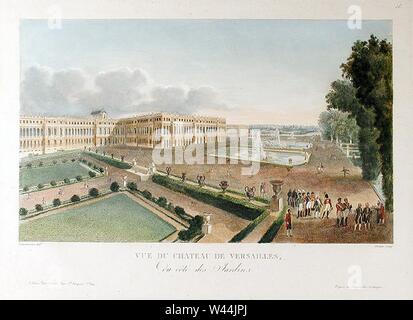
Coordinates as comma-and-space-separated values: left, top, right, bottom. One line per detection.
20, 19, 392, 124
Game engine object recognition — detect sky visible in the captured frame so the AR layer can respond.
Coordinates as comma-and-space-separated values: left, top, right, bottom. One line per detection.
20, 19, 392, 125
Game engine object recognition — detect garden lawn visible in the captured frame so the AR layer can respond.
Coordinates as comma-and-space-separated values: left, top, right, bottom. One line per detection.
19, 193, 177, 242
20, 162, 90, 187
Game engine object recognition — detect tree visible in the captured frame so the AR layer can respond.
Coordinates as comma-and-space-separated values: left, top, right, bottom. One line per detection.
318, 109, 358, 143
341, 35, 393, 210
89, 188, 99, 197
52, 198, 61, 207
71, 194, 81, 202
325, 80, 381, 181
110, 181, 120, 192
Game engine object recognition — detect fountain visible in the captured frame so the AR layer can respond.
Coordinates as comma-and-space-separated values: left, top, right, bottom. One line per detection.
250, 129, 267, 160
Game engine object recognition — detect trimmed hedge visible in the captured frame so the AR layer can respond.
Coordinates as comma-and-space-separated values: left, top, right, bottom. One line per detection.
152, 174, 265, 220
259, 207, 287, 243
19, 208, 28, 216
83, 152, 132, 169
229, 210, 271, 242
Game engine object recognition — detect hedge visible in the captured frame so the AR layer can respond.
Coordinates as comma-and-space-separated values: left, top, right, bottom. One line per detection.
83, 152, 132, 169
152, 174, 265, 220
178, 215, 204, 241
259, 207, 287, 243
229, 209, 271, 242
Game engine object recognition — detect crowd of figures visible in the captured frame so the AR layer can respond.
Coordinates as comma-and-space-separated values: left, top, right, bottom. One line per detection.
284, 189, 386, 236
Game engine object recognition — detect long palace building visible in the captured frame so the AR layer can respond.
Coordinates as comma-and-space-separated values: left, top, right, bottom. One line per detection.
20, 110, 226, 156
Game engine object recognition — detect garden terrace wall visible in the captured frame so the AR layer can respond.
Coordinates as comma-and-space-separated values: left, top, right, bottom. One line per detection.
152, 174, 265, 220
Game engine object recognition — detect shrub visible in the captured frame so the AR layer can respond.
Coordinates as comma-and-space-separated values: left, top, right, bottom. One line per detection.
127, 181, 137, 191
89, 188, 99, 197
83, 151, 132, 169
50, 180, 57, 186
52, 198, 61, 207
70, 194, 80, 202
35, 204, 43, 211
174, 206, 192, 221
63, 178, 70, 184
19, 208, 28, 216
88, 171, 96, 178
71, 158, 76, 162
110, 182, 120, 192
152, 174, 265, 220
178, 215, 204, 241
166, 203, 174, 212
76, 175, 82, 181
37, 183, 44, 189
141, 190, 152, 200
38, 161, 43, 167
26, 163, 32, 168
156, 196, 168, 208
23, 185, 29, 192
178, 230, 191, 241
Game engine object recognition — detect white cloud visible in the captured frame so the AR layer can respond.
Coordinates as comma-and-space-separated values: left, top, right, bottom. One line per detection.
136, 85, 227, 115
21, 66, 226, 117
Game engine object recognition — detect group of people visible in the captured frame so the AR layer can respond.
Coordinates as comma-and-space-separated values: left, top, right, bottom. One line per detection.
287, 189, 333, 220
353, 201, 385, 231
284, 188, 386, 237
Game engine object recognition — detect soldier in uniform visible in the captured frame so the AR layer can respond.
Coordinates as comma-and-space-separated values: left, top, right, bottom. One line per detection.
285, 208, 293, 237
354, 203, 363, 231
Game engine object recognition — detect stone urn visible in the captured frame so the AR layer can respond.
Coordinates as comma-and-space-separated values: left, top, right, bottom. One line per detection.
270, 179, 284, 212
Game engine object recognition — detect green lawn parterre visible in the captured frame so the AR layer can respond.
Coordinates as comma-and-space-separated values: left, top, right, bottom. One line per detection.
19, 161, 90, 187
19, 193, 176, 242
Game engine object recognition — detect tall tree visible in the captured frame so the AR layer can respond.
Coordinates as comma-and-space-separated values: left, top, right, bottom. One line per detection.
325, 79, 381, 181
341, 35, 393, 210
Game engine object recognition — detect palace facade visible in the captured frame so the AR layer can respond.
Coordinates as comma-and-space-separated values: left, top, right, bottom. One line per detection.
20, 110, 226, 156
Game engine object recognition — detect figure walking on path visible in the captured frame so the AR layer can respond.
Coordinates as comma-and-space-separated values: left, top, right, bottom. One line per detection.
285, 208, 293, 237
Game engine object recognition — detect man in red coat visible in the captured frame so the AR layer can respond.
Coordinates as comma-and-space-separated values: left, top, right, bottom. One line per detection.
285, 208, 293, 237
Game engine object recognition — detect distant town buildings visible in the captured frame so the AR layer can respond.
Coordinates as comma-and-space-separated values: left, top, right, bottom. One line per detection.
20, 110, 226, 156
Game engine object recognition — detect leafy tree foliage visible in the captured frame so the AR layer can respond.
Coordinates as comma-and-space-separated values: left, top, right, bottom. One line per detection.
341, 35, 392, 210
